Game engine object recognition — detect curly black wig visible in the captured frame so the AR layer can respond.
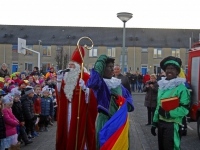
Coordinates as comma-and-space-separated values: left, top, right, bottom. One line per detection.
105, 57, 115, 65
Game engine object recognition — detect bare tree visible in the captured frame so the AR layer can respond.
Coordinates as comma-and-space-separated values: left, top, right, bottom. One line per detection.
63, 53, 68, 69
55, 49, 63, 70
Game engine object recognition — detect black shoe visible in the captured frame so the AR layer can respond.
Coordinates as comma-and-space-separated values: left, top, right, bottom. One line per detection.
25, 140, 33, 145
145, 123, 151, 126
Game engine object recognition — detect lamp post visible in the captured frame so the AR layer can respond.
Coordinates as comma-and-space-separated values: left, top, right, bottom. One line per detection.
38, 40, 42, 69
117, 12, 132, 74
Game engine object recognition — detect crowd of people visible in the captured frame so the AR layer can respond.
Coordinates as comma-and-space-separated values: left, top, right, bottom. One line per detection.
124, 70, 166, 93
0, 63, 57, 150
0, 49, 191, 150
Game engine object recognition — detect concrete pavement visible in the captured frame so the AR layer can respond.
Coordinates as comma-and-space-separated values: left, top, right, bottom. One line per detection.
20, 92, 200, 150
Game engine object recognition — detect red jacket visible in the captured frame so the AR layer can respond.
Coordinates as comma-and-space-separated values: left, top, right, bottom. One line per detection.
34, 95, 41, 115
143, 74, 150, 84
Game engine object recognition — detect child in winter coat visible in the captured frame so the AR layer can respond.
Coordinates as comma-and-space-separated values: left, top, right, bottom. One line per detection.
39, 87, 53, 132
11, 87, 33, 145
0, 91, 6, 150
1, 94, 20, 150
31, 85, 42, 136
20, 86, 35, 139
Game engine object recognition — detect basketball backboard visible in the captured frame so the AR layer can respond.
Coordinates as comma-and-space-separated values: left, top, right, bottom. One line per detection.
18, 38, 26, 55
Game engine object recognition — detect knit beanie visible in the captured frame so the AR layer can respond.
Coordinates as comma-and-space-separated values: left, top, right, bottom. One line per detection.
42, 86, 50, 93
2, 94, 13, 104
11, 87, 21, 96
25, 86, 34, 95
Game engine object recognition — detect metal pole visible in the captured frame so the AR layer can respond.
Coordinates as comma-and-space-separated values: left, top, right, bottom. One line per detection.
38, 53, 40, 70
23, 47, 40, 71
122, 21, 126, 74
134, 46, 136, 71
4, 44, 6, 63
39, 41, 41, 69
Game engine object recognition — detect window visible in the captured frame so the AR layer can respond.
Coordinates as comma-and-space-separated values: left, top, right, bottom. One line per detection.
42, 46, 51, 56
172, 48, 180, 58
26, 45, 33, 56
89, 47, 97, 57
56, 46, 63, 51
153, 48, 162, 58
12, 45, 18, 53
42, 63, 51, 72
25, 62, 33, 72
107, 47, 116, 57
142, 47, 148, 52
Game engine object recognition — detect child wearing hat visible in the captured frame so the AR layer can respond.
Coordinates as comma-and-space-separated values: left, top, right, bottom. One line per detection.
27, 75, 36, 87
18, 80, 28, 96
11, 73, 21, 86
20, 86, 35, 139
39, 87, 53, 132
20, 72, 26, 80
3, 78, 15, 93
11, 87, 33, 145
1, 94, 20, 149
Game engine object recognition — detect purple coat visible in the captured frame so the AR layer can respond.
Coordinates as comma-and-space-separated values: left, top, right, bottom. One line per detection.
3, 108, 19, 137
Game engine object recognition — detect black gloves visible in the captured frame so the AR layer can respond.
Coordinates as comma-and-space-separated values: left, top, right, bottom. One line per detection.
158, 106, 170, 119
151, 122, 158, 136
151, 126, 157, 136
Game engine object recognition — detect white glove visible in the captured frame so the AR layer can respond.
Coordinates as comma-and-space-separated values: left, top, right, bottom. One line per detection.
79, 78, 86, 90
57, 70, 63, 82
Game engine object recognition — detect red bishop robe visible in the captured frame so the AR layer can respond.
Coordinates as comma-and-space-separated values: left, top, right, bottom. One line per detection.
56, 72, 97, 150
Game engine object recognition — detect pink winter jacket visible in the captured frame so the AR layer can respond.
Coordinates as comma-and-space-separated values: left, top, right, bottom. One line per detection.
3, 108, 19, 137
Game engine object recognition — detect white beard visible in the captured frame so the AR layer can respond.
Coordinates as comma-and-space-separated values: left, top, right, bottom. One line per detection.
63, 62, 80, 101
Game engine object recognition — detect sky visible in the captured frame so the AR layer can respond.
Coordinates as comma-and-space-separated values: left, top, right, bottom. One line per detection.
0, 0, 200, 29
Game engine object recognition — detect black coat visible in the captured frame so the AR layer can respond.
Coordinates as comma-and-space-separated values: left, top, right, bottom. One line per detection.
20, 95, 34, 120
0, 68, 10, 78
12, 101, 24, 122
137, 74, 143, 83
115, 73, 131, 94
130, 74, 137, 84
0, 112, 6, 139
143, 81, 158, 108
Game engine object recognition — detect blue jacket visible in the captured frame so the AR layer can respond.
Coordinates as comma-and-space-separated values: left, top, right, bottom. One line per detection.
40, 96, 53, 117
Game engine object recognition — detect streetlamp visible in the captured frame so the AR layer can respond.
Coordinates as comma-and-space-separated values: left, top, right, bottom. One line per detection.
117, 12, 132, 74
38, 40, 42, 69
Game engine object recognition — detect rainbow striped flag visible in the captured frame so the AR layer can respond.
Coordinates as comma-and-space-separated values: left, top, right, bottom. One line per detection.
99, 101, 129, 150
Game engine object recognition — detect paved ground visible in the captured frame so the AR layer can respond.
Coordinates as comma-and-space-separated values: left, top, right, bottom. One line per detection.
20, 93, 200, 150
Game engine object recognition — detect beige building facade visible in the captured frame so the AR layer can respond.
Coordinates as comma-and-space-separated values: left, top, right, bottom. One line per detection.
0, 43, 188, 75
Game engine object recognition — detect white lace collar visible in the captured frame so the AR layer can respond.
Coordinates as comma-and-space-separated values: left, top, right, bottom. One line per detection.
103, 77, 121, 90
158, 77, 186, 90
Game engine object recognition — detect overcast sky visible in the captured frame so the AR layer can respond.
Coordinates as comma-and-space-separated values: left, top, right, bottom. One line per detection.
1, 0, 200, 29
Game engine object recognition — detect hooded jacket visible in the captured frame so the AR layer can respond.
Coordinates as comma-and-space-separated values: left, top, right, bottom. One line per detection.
20, 94, 34, 120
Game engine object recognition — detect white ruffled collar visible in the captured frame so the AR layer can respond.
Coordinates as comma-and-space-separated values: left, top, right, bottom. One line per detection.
103, 77, 121, 90
158, 77, 186, 90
